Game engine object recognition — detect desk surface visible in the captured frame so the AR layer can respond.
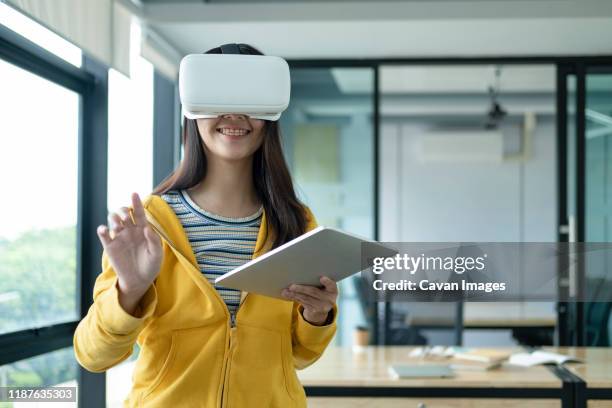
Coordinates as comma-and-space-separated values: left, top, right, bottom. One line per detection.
298, 346, 562, 389
545, 347, 612, 389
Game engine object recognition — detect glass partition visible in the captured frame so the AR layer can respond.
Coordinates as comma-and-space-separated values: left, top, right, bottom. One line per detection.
378, 64, 558, 346
584, 69, 612, 346
280, 67, 375, 345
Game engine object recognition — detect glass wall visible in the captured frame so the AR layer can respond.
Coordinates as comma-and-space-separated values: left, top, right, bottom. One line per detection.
280, 67, 375, 345
584, 69, 612, 346
378, 64, 558, 346
585, 71, 612, 243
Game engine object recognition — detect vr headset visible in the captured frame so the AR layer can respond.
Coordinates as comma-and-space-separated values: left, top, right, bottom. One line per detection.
179, 43, 291, 121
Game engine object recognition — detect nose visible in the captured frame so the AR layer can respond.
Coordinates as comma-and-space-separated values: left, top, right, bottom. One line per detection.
221, 113, 247, 120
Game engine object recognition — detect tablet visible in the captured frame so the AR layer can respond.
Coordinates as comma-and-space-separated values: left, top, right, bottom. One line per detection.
214, 226, 396, 299
388, 364, 455, 379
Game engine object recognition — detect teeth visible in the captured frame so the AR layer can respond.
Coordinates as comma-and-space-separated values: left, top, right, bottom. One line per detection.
218, 128, 249, 136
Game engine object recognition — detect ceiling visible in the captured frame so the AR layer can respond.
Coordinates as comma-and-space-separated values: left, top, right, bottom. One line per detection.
289, 66, 560, 118
123, 0, 612, 59
289, 65, 612, 119
137, 0, 572, 3
122, 0, 612, 119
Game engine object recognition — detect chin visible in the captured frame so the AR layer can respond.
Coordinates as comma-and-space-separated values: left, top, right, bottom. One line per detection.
218, 149, 253, 161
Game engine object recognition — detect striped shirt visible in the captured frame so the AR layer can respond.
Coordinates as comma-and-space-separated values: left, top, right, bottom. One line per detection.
161, 189, 263, 326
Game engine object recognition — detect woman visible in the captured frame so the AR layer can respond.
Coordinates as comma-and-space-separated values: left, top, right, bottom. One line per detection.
73, 44, 338, 407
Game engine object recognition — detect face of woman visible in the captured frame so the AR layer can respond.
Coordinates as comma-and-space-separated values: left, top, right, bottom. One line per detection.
197, 114, 265, 162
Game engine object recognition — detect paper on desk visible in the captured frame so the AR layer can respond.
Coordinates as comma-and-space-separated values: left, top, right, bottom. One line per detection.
508, 351, 582, 367
408, 346, 457, 358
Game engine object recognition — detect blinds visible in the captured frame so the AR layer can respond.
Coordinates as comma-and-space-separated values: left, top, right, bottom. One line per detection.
140, 25, 182, 81
6, 0, 132, 76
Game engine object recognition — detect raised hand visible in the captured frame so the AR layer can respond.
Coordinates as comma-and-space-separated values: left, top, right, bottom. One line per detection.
96, 192, 163, 314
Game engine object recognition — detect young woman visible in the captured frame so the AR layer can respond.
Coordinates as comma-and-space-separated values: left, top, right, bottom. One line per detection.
73, 44, 338, 407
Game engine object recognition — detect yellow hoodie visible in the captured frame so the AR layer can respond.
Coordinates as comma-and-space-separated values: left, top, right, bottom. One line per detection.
73, 194, 337, 407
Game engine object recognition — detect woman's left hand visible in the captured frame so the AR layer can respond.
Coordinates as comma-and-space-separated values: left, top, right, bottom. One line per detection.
281, 276, 338, 326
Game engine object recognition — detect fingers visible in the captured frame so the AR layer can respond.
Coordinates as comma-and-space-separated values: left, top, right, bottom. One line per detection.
131, 192, 147, 225
97, 225, 112, 248
98, 194, 150, 246
292, 294, 319, 310
283, 281, 336, 308
289, 283, 333, 302
320, 276, 338, 294
281, 277, 338, 321
108, 212, 125, 237
118, 207, 135, 226
297, 292, 326, 309
281, 289, 321, 309
289, 278, 338, 302
97, 194, 150, 249
107, 193, 141, 232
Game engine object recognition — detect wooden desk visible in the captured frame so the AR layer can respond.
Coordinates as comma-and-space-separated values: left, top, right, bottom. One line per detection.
545, 347, 612, 408
298, 346, 567, 408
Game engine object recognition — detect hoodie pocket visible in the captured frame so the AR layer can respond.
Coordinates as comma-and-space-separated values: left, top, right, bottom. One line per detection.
139, 324, 222, 406
228, 324, 300, 406
140, 331, 178, 402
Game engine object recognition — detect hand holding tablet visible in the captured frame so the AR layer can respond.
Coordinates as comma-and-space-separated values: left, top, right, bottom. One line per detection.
281, 275, 338, 325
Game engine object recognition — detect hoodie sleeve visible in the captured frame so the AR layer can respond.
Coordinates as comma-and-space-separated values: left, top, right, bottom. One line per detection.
291, 206, 338, 370
73, 242, 159, 373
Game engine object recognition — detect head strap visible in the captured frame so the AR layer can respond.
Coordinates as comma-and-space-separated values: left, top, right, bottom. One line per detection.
220, 43, 241, 54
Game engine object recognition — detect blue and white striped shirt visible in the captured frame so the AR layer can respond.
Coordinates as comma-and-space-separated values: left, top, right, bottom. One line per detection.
161, 189, 262, 325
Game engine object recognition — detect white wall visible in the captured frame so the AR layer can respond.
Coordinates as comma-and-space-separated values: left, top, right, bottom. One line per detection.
379, 119, 557, 242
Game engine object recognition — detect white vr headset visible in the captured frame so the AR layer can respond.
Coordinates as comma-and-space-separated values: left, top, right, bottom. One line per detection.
179, 44, 291, 121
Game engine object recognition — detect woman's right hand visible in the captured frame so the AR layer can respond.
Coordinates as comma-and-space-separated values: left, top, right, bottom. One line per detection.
96, 192, 163, 312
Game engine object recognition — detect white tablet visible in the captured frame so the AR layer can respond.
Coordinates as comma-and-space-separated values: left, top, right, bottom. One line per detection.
214, 226, 397, 299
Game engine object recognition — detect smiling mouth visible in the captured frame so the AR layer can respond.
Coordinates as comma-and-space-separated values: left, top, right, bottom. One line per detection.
217, 128, 251, 136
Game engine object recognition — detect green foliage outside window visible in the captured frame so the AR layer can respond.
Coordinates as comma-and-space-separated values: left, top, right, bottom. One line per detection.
0, 227, 78, 389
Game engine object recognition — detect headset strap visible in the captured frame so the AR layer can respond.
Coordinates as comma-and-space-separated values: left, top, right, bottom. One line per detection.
220, 43, 241, 54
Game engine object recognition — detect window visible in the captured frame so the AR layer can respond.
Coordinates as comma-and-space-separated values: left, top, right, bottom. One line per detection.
105, 21, 154, 407
0, 347, 77, 388
107, 22, 154, 212
0, 4, 102, 407
0, 58, 80, 335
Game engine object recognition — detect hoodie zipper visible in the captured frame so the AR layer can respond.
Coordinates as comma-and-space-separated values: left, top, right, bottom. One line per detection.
219, 291, 249, 407
220, 325, 235, 407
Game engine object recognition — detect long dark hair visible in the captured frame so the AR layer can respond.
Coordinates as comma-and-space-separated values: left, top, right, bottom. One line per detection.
152, 43, 307, 249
